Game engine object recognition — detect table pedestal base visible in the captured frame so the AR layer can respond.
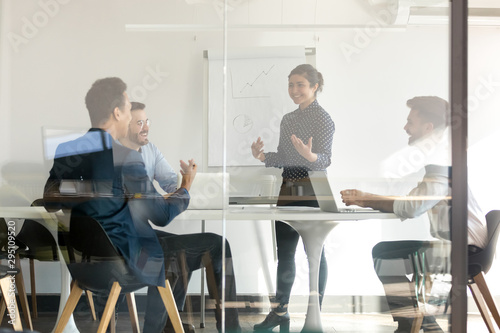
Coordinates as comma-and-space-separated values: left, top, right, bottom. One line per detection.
284, 220, 338, 333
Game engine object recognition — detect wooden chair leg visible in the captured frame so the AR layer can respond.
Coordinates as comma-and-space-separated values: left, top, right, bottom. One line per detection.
158, 281, 185, 333
86, 290, 97, 320
0, 276, 23, 331
126, 292, 140, 333
29, 258, 37, 319
409, 251, 424, 333
470, 282, 497, 333
474, 272, 500, 330
54, 281, 83, 333
71, 280, 97, 320
0, 296, 6, 325
110, 310, 116, 333
178, 251, 194, 326
202, 253, 221, 310
410, 312, 424, 333
14, 254, 33, 330
96, 281, 122, 333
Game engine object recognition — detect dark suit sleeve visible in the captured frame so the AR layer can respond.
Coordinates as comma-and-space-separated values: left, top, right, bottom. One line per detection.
43, 143, 77, 212
43, 175, 62, 212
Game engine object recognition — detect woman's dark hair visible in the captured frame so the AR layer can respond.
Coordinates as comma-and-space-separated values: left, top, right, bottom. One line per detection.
288, 64, 324, 95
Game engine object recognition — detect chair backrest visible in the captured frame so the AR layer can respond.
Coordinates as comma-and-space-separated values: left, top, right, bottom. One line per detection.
69, 215, 121, 259
16, 199, 58, 261
468, 210, 500, 277
0, 218, 7, 252
65, 215, 144, 293
0, 218, 28, 255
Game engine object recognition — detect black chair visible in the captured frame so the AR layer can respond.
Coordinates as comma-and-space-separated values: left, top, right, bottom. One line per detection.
0, 265, 24, 331
16, 199, 97, 320
0, 218, 32, 331
412, 210, 500, 333
467, 210, 500, 333
54, 215, 184, 333
16, 198, 57, 319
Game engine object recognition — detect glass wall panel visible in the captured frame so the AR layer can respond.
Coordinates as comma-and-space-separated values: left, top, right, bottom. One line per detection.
467, 1, 500, 332
222, 1, 457, 332
1, 0, 492, 332
0, 0, 229, 332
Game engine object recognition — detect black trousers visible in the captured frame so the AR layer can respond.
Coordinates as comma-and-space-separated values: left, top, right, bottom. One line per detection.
275, 178, 328, 306
372, 240, 451, 326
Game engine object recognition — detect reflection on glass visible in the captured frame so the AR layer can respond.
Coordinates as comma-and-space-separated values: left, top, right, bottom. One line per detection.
340, 97, 486, 332
4, 0, 500, 332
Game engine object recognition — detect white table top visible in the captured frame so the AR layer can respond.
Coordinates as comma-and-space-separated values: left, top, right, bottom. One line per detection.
0, 206, 398, 222
180, 206, 398, 221
0, 206, 58, 220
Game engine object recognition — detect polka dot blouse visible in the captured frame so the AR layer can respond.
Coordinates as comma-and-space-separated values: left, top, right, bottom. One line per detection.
264, 99, 335, 181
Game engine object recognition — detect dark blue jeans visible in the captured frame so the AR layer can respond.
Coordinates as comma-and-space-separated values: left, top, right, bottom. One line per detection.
143, 231, 239, 333
95, 231, 239, 333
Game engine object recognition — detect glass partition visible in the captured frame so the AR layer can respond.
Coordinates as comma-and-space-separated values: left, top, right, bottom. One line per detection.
467, 1, 500, 332
1, 1, 498, 332
223, 1, 455, 333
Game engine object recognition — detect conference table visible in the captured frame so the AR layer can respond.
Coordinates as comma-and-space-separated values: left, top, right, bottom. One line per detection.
175, 206, 398, 333
0, 205, 397, 333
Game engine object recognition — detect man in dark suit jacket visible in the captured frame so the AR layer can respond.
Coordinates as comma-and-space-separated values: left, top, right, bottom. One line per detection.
44, 77, 240, 333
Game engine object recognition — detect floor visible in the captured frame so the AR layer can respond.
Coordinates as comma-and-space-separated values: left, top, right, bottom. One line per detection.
0, 311, 492, 333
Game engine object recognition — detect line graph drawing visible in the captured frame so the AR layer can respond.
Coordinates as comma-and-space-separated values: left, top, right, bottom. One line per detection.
229, 64, 279, 99
240, 65, 275, 93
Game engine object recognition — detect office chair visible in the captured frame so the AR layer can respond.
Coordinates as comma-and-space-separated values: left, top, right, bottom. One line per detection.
0, 219, 32, 331
0, 265, 24, 331
54, 215, 184, 333
16, 199, 97, 320
411, 210, 500, 333
466, 210, 500, 333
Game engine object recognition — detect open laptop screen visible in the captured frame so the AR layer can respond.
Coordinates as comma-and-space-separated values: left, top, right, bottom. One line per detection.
308, 170, 377, 213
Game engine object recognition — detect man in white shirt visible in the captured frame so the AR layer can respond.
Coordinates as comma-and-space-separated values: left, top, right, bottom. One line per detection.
341, 96, 488, 333
120, 102, 241, 333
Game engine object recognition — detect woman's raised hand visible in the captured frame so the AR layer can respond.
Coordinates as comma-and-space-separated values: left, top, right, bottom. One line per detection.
251, 137, 266, 162
291, 135, 317, 162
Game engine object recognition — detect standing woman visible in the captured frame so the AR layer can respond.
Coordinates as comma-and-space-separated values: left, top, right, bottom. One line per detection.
251, 64, 335, 332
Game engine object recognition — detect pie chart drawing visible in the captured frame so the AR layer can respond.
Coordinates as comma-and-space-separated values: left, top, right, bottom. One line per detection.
233, 114, 253, 133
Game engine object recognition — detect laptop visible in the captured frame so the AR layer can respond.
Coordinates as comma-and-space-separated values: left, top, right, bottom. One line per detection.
178, 172, 229, 210
308, 170, 377, 213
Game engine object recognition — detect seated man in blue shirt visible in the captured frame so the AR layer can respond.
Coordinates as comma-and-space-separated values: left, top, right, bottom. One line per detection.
341, 96, 487, 333
44, 78, 240, 333
119, 101, 240, 333
120, 102, 178, 194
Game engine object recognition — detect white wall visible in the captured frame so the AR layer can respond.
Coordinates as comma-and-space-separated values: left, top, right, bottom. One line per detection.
1, 0, 500, 300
